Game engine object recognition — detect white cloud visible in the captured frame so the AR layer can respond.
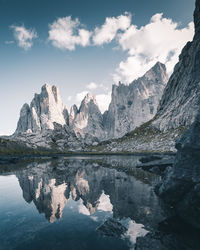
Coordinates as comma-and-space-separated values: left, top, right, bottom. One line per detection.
96, 92, 111, 113
86, 82, 98, 90
48, 16, 91, 50
76, 91, 88, 104
11, 25, 37, 50
75, 90, 111, 113
93, 13, 131, 45
113, 13, 194, 83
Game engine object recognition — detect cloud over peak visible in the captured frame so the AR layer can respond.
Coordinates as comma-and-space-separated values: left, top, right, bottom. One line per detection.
114, 13, 194, 83
11, 25, 37, 50
48, 16, 91, 50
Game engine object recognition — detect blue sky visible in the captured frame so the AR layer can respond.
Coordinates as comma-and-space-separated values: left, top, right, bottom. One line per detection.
0, 0, 195, 135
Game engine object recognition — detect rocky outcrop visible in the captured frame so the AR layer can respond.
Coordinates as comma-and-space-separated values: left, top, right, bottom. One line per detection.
104, 62, 168, 139
156, 112, 200, 228
15, 84, 68, 134
71, 93, 105, 140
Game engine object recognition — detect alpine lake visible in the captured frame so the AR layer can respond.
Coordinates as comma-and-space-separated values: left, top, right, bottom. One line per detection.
0, 155, 200, 250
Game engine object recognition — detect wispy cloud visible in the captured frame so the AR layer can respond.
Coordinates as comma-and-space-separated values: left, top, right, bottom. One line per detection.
11, 25, 37, 50
48, 16, 91, 50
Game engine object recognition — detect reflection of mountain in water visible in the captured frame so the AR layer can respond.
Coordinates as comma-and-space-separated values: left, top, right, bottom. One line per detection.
16, 158, 165, 227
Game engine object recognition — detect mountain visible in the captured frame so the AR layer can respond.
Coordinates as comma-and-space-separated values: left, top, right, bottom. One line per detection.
104, 62, 168, 139
92, 2, 198, 153
70, 93, 105, 140
15, 84, 68, 134
13, 84, 85, 151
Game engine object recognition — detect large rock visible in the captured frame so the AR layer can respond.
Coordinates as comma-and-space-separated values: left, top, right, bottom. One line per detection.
104, 62, 168, 139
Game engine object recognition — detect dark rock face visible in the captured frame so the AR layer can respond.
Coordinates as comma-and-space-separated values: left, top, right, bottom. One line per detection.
194, 0, 200, 39
156, 113, 200, 228
156, 0, 200, 229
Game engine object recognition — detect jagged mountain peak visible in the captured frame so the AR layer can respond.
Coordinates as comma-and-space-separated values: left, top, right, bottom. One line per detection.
69, 104, 78, 125
15, 83, 67, 134
71, 93, 104, 139
40, 84, 63, 104
138, 61, 168, 83
81, 92, 97, 106
104, 62, 168, 139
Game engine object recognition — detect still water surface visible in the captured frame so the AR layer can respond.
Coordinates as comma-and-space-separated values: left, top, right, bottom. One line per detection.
0, 155, 170, 249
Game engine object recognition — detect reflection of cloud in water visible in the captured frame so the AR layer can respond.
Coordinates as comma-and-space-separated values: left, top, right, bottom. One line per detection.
97, 191, 113, 212
77, 191, 113, 217
78, 199, 90, 216
125, 220, 148, 248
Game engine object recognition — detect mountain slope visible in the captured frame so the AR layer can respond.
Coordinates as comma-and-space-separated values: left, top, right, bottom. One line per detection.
104, 62, 168, 139
92, 1, 199, 153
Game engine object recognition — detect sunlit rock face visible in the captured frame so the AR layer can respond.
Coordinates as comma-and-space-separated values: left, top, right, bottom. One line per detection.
15, 84, 68, 134
104, 62, 168, 139
14, 87, 104, 145
16, 158, 165, 228
153, 1, 200, 131
70, 93, 105, 140
69, 105, 78, 126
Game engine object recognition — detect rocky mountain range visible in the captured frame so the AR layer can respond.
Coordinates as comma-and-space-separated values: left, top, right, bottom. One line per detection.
1, 0, 199, 154
10, 61, 167, 151
95, 1, 200, 153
